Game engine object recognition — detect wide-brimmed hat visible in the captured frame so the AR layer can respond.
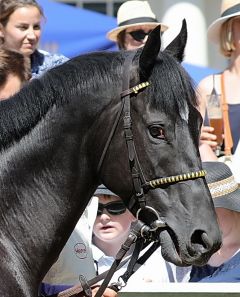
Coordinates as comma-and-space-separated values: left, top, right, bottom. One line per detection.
94, 184, 118, 197
202, 161, 240, 212
107, 0, 168, 42
208, 0, 240, 44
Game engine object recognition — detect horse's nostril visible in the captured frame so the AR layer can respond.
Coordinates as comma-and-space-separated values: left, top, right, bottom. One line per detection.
191, 230, 212, 250
201, 231, 213, 250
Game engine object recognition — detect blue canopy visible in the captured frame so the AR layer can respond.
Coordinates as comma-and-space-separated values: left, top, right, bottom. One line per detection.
38, 0, 117, 57
183, 63, 218, 85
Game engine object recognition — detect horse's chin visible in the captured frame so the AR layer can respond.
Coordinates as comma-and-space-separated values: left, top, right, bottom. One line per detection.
159, 229, 184, 266
159, 227, 205, 267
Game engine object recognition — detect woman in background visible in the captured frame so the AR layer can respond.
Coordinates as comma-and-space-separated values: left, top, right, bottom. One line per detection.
0, 0, 68, 77
198, 0, 240, 154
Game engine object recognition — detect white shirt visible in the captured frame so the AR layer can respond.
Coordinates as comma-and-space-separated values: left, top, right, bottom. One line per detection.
43, 197, 98, 285
92, 242, 190, 288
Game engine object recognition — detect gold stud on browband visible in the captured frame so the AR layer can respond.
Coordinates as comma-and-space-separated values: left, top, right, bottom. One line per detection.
132, 81, 150, 94
149, 170, 207, 188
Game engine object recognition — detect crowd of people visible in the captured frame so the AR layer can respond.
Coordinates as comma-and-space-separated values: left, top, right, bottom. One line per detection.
1, 0, 240, 295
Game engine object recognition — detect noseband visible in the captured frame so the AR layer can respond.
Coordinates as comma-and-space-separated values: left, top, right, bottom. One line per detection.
98, 52, 206, 230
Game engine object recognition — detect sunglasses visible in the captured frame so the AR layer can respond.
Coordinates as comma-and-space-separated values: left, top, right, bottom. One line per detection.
128, 30, 152, 42
97, 201, 127, 216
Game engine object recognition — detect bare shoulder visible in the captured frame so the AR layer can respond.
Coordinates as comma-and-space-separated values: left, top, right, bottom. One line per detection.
198, 75, 215, 93
196, 73, 221, 117
197, 73, 221, 99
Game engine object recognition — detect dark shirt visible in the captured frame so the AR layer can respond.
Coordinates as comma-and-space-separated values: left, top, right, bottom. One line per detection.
40, 283, 72, 296
190, 251, 240, 282
229, 104, 240, 153
204, 104, 240, 154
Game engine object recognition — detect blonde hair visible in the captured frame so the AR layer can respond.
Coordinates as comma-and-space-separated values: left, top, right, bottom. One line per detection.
220, 17, 240, 57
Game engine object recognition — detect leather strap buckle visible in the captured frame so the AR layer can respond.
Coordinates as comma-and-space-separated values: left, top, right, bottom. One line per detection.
79, 275, 92, 297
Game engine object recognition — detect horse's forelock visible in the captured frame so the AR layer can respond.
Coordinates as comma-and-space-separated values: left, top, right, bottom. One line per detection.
147, 52, 197, 123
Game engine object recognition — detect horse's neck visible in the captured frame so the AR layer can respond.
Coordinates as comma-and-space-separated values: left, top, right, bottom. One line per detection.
0, 113, 97, 286
0, 67, 121, 293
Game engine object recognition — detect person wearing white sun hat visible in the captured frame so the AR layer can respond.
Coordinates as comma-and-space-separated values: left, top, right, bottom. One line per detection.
208, 0, 240, 45
106, 0, 169, 50
198, 0, 240, 163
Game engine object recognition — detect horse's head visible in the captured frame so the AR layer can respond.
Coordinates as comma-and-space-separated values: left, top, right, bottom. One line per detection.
99, 20, 221, 266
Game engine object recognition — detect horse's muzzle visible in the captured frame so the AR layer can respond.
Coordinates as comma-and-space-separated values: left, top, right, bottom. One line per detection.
159, 227, 221, 266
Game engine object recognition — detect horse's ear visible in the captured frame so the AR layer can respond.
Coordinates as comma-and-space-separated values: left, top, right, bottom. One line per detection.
139, 25, 161, 80
164, 19, 187, 62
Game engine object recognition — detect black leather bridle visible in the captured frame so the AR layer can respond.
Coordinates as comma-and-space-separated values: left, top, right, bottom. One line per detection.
97, 52, 206, 231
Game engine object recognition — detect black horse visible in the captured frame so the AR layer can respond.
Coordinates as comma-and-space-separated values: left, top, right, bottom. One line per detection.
0, 22, 221, 296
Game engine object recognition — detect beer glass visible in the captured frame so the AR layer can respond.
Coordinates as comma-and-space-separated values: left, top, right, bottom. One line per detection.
206, 88, 223, 155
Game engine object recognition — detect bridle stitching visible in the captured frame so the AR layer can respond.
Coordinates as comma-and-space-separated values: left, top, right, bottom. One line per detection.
148, 170, 207, 188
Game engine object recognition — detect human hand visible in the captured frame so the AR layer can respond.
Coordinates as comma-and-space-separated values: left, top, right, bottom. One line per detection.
199, 143, 218, 161
92, 286, 118, 297
200, 126, 219, 150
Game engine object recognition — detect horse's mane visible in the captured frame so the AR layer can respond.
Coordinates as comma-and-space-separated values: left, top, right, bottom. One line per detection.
0, 51, 124, 150
0, 49, 198, 151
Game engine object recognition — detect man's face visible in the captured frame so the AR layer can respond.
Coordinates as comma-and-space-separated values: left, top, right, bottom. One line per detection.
124, 25, 155, 50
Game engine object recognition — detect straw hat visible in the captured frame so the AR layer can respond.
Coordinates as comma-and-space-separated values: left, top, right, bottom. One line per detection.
107, 0, 168, 42
202, 162, 240, 212
208, 0, 240, 43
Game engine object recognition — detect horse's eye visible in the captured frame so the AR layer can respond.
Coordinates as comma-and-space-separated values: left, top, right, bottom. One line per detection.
149, 126, 165, 139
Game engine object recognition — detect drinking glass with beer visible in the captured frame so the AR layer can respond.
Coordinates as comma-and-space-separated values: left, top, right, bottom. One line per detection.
206, 88, 223, 156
